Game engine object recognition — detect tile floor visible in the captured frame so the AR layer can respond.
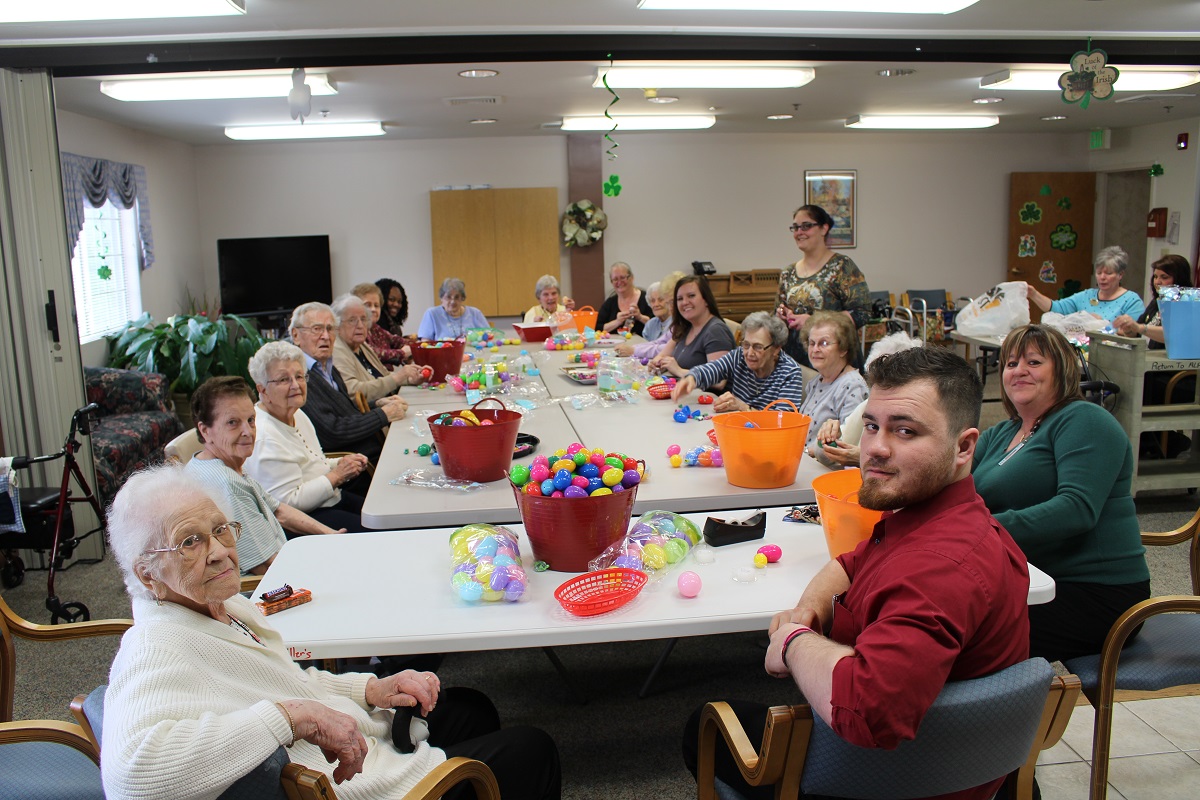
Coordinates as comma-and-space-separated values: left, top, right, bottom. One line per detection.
1036, 693, 1200, 799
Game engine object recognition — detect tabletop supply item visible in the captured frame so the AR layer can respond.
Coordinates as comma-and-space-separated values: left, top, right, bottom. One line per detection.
954, 281, 1029, 337
554, 568, 648, 616
589, 509, 702, 582
513, 322, 555, 343
811, 468, 883, 559
254, 586, 312, 615
1158, 285, 1200, 359
427, 398, 522, 482
711, 399, 811, 489
449, 523, 528, 603
597, 351, 635, 395
560, 365, 598, 385
410, 339, 466, 383
571, 305, 599, 334
702, 509, 766, 547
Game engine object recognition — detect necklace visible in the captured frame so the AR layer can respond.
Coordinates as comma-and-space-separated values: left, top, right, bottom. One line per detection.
998, 416, 1043, 466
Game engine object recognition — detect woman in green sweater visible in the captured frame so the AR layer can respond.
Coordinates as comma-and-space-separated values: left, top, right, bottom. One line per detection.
972, 324, 1150, 662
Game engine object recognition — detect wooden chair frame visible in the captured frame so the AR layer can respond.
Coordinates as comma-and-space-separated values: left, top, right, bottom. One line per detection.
696, 673, 1080, 800
281, 756, 501, 800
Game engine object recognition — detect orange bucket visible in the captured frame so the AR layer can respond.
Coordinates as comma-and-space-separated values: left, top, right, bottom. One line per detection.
711, 399, 811, 489
411, 339, 465, 383
812, 468, 883, 559
572, 305, 599, 333
428, 399, 522, 482
513, 483, 638, 572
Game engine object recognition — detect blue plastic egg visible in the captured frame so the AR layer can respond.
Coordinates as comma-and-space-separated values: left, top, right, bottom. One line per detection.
493, 554, 516, 568
586, 477, 605, 493
579, 463, 600, 479
473, 535, 498, 558
553, 469, 573, 491
431, 452, 441, 465
540, 478, 557, 495
458, 582, 484, 602
673, 410, 688, 423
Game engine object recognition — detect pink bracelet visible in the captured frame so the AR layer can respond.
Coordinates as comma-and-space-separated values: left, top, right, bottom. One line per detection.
780, 624, 815, 664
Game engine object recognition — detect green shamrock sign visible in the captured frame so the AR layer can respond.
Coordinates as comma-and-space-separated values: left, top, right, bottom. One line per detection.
97, 265, 112, 280
1019, 202, 1043, 225
1050, 223, 1078, 251
1056, 197, 1072, 210
603, 174, 622, 197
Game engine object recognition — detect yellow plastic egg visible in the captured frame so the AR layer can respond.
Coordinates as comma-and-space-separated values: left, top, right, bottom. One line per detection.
669, 454, 683, 468
590, 487, 613, 496
753, 553, 768, 569
554, 448, 567, 458
601, 467, 623, 486
481, 588, 505, 602
642, 543, 667, 570
552, 459, 576, 473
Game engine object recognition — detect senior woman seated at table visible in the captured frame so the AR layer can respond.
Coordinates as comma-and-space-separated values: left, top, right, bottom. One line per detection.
185, 376, 346, 575
332, 293, 423, 404
797, 310, 868, 451
648, 276, 735, 377
614, 271, 687, 361
352, 282, 412, 366
972, 324, 1150, 662
671, 312, 804, 413
102, 465, 562, 800
523, 274, 575, 323
244, 340, 371, 533
1027, 245, 1145, 323
417, 277, 490, 340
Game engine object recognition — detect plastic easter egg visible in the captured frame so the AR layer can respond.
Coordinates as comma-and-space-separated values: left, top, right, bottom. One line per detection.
666, 443, 682, 456
611, 483, 625, 494
481, 419, 494, 426
566, 442, 583, 454
504, 581, 526, 602
509, 464, 530, 486
451, 572, 472, 589
613, 554, 642, 571
587, 477, 605, 493
642, 543, 667, 570
621, 469, 641, 487
551, 459, 576, 474
452, 418, 467, 427
474, 561, 494, 583
656, 518, 677, 535
753, 553, 768, 569
532, 454, 550, 468
551, 490, 564, 498
710, 450, 723, 467
757, 544, 783, 563
458, 581, 484, 602
540, 478, 557, 496
553, 469, 573, 491
554, 448, 568, 458
572, 451, 588, 467
563, 486, 588, 498
416, 443, 432, 456
530, 464, 551, 484
523, 481, 543, 496
489, 570, 510, 591
670, 454, 683, 468
571, 475, 590, 489
473, 535, 498, 558
579, 463, 600, 479
647, 534, 666, 547
493, 554, 516, 568
677, 571, 702, 598
673, 410, 688, 423
603, 456, 622, 470
481, 588, 505, 602
601, 467, 623, 487
697, 452, 712, 467
621, 457, 638, 472
430, 453, 440, 465
664, 538, 688, 564
590, 487, 613, 497
678, 518, 702, 545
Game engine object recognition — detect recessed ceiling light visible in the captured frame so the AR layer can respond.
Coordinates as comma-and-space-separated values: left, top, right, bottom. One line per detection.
224, 122, 386, 141
637, 0, 979, 11
2, 0, 244, 22
458, 69, 499, 79
972, 96, 1003, 104
560, 115, 716, 131
846, 114, 999, 129
101, 73, 336, 102
767, 114, 794, 120
1040, 115, 1068, 121
594, 67, 814, 89
876, 69, 917, 78
469, 118, 498, 124
981, 68, 1200, 92
646, 95, 680, 104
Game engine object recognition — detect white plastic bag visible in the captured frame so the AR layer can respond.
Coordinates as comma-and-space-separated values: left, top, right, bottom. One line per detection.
955, 282, 1030, 336
1040, 311, 1109, 336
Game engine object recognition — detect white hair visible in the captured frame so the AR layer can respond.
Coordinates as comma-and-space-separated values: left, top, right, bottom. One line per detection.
289, 301, 337, 331
106, 465, 232, 600
248, 340, 305, 387
863, 331, 924, 369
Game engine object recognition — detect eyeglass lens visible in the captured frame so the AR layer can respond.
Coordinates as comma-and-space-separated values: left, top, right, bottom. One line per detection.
175, 522, 242, 559
789, 222, 819, 232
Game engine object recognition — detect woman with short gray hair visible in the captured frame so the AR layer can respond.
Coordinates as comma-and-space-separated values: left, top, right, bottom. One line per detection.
523, 274, 575, 324
1026, 245, 1144, 322
416, 277, 490, 339
671, 311, 805, 413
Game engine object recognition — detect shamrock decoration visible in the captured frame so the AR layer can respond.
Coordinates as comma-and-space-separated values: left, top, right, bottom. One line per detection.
1149, 163, 1165, 177
1050, 223, 1078, 251
1059, 279, 1082, 299
97, 265, 113, 280
1057, 196, 1072, 210
1019, 202, 1043, 225
1059, 46, 1118, 110
603, 174, 622, 197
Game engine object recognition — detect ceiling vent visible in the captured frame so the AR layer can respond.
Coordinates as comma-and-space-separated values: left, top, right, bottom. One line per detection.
1116, 93, 1196, 103
444, 96, 504, 106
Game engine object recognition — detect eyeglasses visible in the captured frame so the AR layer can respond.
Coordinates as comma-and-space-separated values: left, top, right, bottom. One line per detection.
266, 375, 307, 387
807, 338, 836, 351
145, 521, 242, 561
297, 324, 336, 336
789, 222, 821, 233
741, 341, 775, 353
342, 316, 370, 327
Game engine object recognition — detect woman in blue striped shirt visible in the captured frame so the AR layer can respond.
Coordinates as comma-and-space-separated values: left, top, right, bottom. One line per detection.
671, 311, 804, 413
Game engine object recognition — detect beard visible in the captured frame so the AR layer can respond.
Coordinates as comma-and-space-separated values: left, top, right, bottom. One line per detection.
858, 450, 955, 511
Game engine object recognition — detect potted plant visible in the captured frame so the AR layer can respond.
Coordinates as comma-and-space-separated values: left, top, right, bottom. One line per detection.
106, 311, 265, 429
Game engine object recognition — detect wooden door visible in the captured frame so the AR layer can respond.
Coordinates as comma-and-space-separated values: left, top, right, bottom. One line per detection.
430, 189, 498, 314
1007, 172, 1096, 319
493, 188, 559, 315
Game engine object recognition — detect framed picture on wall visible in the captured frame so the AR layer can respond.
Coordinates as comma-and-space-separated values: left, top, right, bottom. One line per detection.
804, 169, 856, 248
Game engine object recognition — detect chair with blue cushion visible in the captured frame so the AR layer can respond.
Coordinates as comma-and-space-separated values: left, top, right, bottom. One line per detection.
697, 657, 1079, 800
1063, 509, 1200, 800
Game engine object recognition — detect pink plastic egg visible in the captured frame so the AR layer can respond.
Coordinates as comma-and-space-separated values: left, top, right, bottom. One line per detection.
757, 544, 782, 563
677, 571, 702, 598
529, 464, 551, 484
666, 444, 682, 456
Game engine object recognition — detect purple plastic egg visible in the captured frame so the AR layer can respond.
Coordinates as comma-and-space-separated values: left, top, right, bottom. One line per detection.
611, 483, 625, 493
621, 469, 641, 487
489, 570, 510, 591
563, 485, 588, 498
504, 580, 526, 602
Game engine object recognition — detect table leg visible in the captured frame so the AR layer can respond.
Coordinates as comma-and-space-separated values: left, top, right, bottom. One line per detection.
541, 646, 588, 705
637, 637, 679, 699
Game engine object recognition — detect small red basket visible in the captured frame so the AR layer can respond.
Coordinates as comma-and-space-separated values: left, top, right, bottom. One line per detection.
554, 568, 648, 616
647, 383, 673, 400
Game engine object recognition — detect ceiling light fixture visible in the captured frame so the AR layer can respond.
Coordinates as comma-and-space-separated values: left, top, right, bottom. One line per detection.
1040, 115, 1068, 121
3, 0, 244, 22
469, 118, 498, 124
224, 122, 385, 141
876, 69, 917, 78
458, 69, 499, 79
646, 95, 680, 104
972, 96, 1003, 104
594, 67, 814, 89
637, 0, 979, 12
767, 114, 794, 120
101, 73, 337, 102
845, 114, 999, 129
981, 69, 1200, 92
560, 115, 716, 131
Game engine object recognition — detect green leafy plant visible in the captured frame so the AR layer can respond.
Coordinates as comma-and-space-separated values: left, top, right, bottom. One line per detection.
106, 312, 265, 395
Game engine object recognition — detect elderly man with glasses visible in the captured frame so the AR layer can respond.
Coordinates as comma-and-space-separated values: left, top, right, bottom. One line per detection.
290, 301, 408, 466
671, 311, 804, 413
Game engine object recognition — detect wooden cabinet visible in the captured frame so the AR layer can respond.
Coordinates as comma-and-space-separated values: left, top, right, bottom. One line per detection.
1088, 331, 1200, 494
430, 188, 559, 317
706, 269, 781, 322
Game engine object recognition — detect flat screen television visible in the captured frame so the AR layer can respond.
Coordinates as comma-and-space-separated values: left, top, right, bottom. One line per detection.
217, 235, 332, 316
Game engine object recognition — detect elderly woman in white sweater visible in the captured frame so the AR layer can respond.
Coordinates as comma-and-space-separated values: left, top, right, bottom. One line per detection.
102, 465, 561, 800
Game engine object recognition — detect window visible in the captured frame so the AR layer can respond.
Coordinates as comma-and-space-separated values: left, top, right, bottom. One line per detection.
69, 199, 143, 344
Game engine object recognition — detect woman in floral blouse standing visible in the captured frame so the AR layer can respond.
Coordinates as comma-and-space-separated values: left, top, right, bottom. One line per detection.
776, 204, 871, 368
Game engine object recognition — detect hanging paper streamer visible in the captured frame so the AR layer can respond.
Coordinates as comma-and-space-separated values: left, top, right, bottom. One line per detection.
1019, 202, 1043, 225
1149, 162, 1165, 177
602, 53, 620, 161
603, 174, 622, 197
1059, 43, 1118, 110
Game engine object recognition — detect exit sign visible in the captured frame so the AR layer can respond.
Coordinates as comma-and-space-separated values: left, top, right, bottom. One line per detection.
1089, 129, 1112, 150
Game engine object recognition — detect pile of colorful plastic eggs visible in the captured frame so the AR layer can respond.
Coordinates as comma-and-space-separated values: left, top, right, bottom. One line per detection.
592, 510, 702, 574
666, 443, 723, 468
449, 523, 528, 603
545, 332, 587, 351
429, 409, 495, 427
509, 443, 643, 497
418, 340, 459, 349
566, 351, 601, 367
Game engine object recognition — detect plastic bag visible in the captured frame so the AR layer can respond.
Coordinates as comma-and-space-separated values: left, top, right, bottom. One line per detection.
389, 469, 484, 491
588, 510, 702, 583
954, 282, 1029, 336
1041, 311, 1109, 336
448, 523, 528, 602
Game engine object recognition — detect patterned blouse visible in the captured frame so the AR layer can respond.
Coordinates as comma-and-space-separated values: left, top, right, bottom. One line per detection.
777, 253, 872, 329
366, 323, 409, 365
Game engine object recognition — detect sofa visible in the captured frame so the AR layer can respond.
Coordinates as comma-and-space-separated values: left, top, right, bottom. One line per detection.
83, 367, 184, 508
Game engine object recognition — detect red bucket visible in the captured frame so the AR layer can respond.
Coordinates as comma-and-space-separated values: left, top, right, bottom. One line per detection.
428, 399, 522, 482
513, 483, 638, 572
411, 339, 465, 383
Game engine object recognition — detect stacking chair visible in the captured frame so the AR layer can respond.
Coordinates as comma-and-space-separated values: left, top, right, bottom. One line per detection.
1063, 509, 1200, 800
163, 427, 204, 464
697, 657, 1079, 800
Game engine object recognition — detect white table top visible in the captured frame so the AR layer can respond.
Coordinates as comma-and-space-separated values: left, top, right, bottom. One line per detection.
258, 508, 1056, 660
